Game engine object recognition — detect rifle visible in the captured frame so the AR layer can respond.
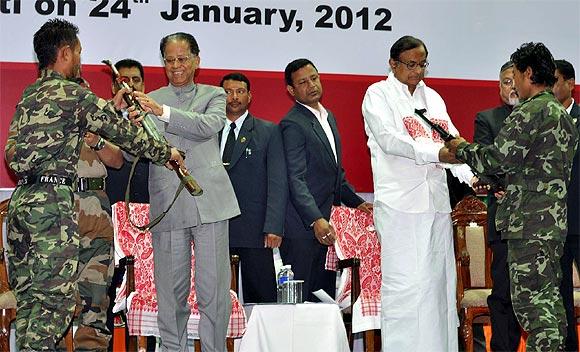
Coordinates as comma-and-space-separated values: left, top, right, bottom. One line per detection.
414, 108, 504, 192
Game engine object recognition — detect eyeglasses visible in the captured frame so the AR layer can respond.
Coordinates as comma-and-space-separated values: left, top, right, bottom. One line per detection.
163, 55, 193, 66
396, 60, 429, 70
501, 78, 514, 86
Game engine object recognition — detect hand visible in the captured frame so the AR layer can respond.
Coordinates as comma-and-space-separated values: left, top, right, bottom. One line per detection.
438, 147, 461, 164
357, 202, 373, 214
165, 147, 184, 170
112, 87, 130, 110
134, 91, 163, 116
83, 132, 100, 147
494, 190, 506, 199
471, 176, 491, 194
127, 106, 144, 127
264, 234, 283, 248
445, 137, 467, 154
313, 218, 336, 246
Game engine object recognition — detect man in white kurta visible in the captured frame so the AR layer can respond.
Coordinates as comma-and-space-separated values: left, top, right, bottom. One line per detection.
362, 36, 474, 351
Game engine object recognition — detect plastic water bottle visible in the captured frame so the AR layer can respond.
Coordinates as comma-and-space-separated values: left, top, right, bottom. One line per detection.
284, 265, 295, 303
277, 265, 290, 303
286, 265, 294, 282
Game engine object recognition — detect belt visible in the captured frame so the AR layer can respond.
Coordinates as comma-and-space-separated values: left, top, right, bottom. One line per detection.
76, 177, 105, 192
17, 175, 73, 187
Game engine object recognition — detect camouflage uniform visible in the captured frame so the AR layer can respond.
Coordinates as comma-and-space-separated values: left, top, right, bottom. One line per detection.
5, 69, 170, 351
456, 90, 578, 351
72, 144, 115, 352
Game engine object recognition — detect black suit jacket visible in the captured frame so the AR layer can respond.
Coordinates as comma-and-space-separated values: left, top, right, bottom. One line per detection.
280, 103, 363, 240
473, 104, 512, 242
567, 103, 580, 236
222, 114, 288, 248
105, 159, 150, 204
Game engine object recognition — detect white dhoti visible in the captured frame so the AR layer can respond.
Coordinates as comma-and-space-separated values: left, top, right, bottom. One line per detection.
375, 202, 458, 352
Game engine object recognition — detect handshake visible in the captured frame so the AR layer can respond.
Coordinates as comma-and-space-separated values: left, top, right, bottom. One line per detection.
438, 136, 467, 164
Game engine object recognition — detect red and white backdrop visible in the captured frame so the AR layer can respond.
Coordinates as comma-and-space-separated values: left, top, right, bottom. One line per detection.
1, 0, 579, 191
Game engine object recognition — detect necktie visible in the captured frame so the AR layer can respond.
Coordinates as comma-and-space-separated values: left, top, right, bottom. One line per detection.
222, 122, 236, 165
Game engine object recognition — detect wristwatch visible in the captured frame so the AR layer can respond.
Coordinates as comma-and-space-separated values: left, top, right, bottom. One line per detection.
90, 137, 106, 151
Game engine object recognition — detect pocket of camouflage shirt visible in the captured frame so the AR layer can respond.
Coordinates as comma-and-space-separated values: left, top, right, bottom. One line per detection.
520, 190, 563, 239
496, 186, 523, 236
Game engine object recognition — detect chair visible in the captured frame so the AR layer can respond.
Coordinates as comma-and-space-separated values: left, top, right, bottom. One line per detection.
0, 199, 16, 352
112, 202, 246, 352
327, 205, 381, 352
452, 195, 492, 352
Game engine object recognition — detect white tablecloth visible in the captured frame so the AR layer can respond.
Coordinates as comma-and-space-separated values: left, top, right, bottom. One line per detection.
238, 303, 350, 352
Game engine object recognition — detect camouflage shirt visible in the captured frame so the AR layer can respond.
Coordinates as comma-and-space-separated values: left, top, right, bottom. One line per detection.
5, 69, 170, 179
457, 90, 578, 240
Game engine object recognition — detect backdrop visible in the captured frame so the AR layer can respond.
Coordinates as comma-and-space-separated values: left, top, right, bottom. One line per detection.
1, 0, 579, 191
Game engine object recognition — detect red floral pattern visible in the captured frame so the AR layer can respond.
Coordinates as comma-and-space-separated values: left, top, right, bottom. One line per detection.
403, 116, 450, 143
113, 203, 246, 338
326, 206, 381, 317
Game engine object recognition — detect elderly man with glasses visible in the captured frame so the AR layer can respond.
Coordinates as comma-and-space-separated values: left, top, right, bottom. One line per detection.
362, 35, 476, 351
133, 32, 240, 352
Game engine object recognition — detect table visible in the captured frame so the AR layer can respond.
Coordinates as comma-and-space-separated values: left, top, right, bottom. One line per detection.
238, 303, 349, 352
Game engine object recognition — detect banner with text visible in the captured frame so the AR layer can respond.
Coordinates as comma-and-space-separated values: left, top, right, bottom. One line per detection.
1, 0, 578, 80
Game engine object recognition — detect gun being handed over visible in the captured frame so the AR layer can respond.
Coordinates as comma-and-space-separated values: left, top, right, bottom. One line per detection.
414, 108, 504, 192
102, 59, 203, 196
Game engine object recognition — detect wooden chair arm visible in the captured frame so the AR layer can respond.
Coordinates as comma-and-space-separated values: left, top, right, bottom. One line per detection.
120, 255, 137, 352
230, 254, 239, 293
338, 258, 361, 307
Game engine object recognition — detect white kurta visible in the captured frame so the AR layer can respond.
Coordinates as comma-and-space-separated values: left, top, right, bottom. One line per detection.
362, 76, 471, 351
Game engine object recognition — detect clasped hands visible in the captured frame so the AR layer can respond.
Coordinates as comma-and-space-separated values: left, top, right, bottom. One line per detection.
438, 136, 467, 164
112, 87, 183, 171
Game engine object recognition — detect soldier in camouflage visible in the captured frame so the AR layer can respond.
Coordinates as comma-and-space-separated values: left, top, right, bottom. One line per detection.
72, 137, 121, 352
68, 76, 123, 351
4, 19, 182, 351
445, 42, 579, 351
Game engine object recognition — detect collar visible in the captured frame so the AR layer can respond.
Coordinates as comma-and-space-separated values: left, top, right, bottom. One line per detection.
169, 81, 196, 95
388, 74, 426, 97
521, 89, 553, 104
228, 110, 249, 129
40, 68, 66, 80
565, 98, 575, 114
297, 101, 327, 120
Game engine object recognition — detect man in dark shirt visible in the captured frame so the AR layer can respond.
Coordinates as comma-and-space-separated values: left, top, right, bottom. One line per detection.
553, 59, 580, 352
105, 58, 150, 204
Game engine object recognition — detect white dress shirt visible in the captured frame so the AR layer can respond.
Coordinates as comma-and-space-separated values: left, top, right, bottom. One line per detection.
362, 75, 474, 213
220, 110, 248, 157
298, 102, 337, 162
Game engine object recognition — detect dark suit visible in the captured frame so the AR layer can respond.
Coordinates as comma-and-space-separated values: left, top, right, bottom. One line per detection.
280, 103, 363, 301
105, 159, 149, 204
474, 104, 521, 352
561, 102, 579, 351
222, 113, 288, 303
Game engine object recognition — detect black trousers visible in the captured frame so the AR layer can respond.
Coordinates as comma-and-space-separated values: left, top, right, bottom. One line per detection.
230, 247, 277, 303
279, 238, 335, 302
560, 234, 579, 352
488, 240, 521, 352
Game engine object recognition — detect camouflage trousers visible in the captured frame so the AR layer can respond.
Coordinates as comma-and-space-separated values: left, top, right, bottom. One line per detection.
63, 190, 115, 352
7, 184, 79, 351
508, 238, 566, 352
